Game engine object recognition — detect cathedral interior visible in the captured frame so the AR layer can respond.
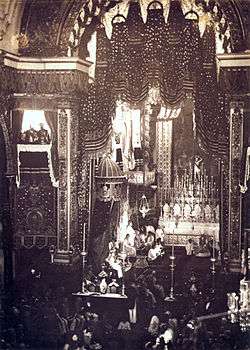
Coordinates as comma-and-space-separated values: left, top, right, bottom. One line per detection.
0, 0, 250, 349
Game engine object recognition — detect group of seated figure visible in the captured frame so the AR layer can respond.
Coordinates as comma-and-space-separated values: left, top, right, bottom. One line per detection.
121, 221, 166, 265
19, 123, 51, 144
88, 217, 221, 298
118, 220, 220, 267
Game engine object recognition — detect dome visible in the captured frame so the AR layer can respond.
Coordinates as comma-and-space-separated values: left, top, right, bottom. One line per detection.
95, 155, 126, 184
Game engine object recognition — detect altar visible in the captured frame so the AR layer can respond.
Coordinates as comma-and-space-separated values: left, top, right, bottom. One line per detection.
73, 291, 127, 300
72, 292, 128, 323
163, 221, 219, 246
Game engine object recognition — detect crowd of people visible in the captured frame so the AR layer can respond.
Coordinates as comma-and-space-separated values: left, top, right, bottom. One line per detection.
0, 263, 249, 350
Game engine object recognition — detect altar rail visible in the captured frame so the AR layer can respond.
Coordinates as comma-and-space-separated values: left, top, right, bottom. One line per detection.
163, 233, 214, 246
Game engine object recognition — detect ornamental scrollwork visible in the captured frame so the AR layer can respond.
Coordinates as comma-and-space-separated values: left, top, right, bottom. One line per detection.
14, 178, 57, 247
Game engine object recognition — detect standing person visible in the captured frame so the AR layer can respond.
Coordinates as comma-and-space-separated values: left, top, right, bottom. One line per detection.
185, 239, 194, 257
126, 281, 138, 325
137, 282, 156, 325
148, 315, 160, 337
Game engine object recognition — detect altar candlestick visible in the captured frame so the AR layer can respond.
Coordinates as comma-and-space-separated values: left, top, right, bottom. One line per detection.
172, 230, 175, 256
83, 223, 86, 253
212, 233, 215, 259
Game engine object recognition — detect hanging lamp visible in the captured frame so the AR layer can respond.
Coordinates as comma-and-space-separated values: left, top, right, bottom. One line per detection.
139, 194, 150, 218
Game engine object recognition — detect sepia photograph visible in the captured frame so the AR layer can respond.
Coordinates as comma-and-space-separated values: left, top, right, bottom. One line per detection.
0, 0, 250, 349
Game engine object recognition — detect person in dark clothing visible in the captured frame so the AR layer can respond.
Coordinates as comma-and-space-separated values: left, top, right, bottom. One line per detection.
126, 281, 138, 324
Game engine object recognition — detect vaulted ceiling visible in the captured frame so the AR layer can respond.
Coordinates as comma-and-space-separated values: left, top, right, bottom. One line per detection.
0, 0, 249, 57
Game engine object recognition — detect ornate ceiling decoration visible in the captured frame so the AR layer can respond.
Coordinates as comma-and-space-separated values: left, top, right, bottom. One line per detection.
16, 0, 247, 58
0, 0, 19, 41
68, 0, 247, 57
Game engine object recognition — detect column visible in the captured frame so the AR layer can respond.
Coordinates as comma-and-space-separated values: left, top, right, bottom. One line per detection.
57, 108, 79, 253
228, 101, 244, 270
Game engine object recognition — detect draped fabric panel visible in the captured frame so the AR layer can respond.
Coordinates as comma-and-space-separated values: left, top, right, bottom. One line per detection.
126, 2, 148, 104
194, 27, 228, 157
12, 110, 23, 143
44, 111, 58, 180
81, 0, 228, 158
144, 8, 165, 83
12, 110, 23, 176
88, 199, 120, 273
240, 146, 250, 193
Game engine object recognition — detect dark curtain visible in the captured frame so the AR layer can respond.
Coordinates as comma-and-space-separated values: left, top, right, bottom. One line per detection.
12, 110, 23, 143
44, 111, 58, 180
240, 146, 249, 188
89, 199, 120, 273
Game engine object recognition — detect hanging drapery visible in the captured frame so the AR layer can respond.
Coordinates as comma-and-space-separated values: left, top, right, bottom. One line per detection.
240, 146, 250, 193
144, 3, 165, 89
88, 198, 120, 273
107, 1, 199, 107
12, 110, 23, 143
79, 22, 115, 153
95, 22, 111, 85
82, 0, 229, 159
161, 1, 187, 106
125, 1, 147, 104
16, 144, 58, 188
109, 16, 129, 100
194, 26, 229, 157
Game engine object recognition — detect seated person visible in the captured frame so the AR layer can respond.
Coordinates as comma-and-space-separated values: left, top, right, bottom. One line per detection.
155, 225, 164, 243
107, 254, 123, 280
196, 234, 210, 257
123, 233, 136, 258
147, 239, 164, 264
145, 231, 156, 249
126, 221, 136, 244
145, 225, 155, 235
134, 230, 141, 250
135, 229, 147, 255
139, 228, 147, 246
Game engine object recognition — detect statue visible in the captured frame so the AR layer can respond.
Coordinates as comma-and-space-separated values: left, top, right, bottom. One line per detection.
184, 202, 191, 220
163, 203, 170, 221
204, 204, 212, 222
20, 126, 38, 143
37, 123, 50, 144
